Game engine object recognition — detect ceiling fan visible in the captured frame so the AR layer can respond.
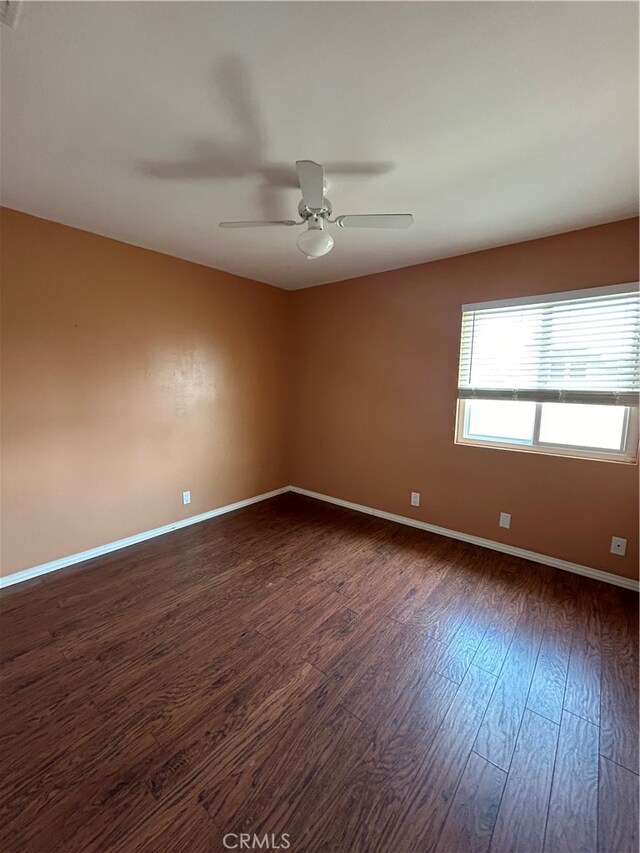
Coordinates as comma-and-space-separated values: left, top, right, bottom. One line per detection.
219, 160, 414, 259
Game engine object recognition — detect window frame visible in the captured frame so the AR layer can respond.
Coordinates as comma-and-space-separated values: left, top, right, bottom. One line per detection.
455, 399, 639, 463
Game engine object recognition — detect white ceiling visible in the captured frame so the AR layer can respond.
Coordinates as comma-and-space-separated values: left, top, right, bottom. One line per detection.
1, 1, 638, 290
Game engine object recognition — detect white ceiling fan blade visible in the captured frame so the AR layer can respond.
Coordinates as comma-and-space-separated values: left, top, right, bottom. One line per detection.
335, 214, 414, 229
296, 160, 324, 210
219, 220, 298, 228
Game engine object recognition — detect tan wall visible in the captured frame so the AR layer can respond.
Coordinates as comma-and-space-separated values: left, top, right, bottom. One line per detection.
2, 210, 638, 582
1, 208, 289, 576
290, 218, 639, 581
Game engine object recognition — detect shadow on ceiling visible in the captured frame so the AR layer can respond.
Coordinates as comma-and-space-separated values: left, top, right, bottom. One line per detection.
135, 56, 395, 219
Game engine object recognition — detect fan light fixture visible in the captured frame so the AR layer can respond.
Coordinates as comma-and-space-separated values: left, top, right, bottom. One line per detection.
219, 160, 414, 259
296, 220, 334, 259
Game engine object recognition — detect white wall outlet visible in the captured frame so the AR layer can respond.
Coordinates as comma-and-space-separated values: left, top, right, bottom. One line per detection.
610, 536, 627, 556
499, 512, 511, 529
182, 490, 191, 505
410, 492, 420, 507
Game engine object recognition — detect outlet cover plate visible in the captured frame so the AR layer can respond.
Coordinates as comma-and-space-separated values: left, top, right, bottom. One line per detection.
499, 512, 511, 529
610, 536, 627, 556
410, 492, 420, 507
182, 490, 191, 505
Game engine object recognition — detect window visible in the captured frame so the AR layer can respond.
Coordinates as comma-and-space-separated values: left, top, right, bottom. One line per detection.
455, 283, 640, 461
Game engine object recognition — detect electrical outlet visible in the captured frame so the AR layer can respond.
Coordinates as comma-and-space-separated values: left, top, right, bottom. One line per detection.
499, 512, 511, 529
610, 536, 627, 556
410, 492, 420, 507
182, 490, 191, 506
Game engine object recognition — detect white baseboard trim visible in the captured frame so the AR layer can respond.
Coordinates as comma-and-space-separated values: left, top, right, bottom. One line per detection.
0, 487, 289, 589
3, 483, 637, 593
289, 486, 639, 592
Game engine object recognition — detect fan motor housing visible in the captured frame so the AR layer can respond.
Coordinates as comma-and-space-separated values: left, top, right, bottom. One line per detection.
298, 198, 332, 221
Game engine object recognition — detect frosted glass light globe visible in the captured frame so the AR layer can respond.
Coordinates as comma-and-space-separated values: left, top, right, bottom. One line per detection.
296, 226, 334, 259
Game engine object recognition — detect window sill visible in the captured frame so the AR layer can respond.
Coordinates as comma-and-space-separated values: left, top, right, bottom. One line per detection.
455, 437, 639, 464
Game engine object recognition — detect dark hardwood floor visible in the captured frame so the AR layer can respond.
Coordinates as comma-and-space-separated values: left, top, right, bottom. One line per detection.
1, 493, 638, 852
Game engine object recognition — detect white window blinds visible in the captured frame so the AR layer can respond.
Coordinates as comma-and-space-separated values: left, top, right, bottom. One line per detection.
458, 283, 640, 406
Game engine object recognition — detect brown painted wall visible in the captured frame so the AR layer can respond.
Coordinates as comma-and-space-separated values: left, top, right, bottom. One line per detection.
290, 218, 639, 581
1, 208, 289, 576
2, 210, 638, 582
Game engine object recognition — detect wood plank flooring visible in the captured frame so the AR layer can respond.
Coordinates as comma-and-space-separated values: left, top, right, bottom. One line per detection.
1, 493, 638, 852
